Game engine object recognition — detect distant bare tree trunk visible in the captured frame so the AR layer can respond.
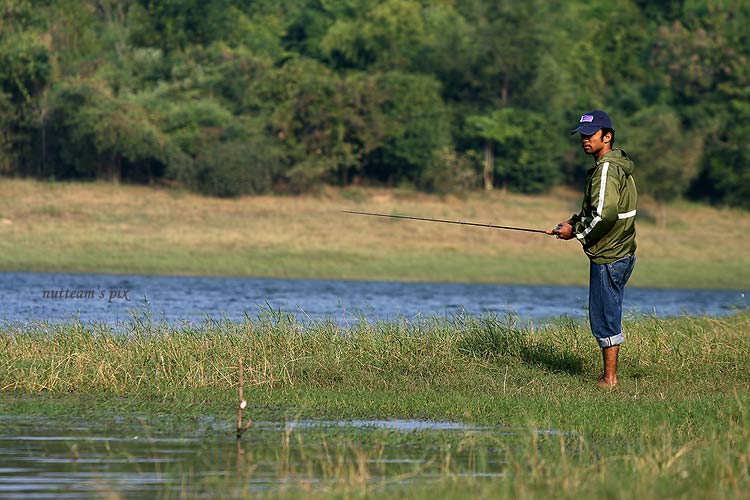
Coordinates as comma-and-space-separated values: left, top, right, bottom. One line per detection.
499, 77, 509, 193
103, 153, 122, 183
114, 153, 122, 183
658, 200, 668, 228
501, 75, 509, 103
39, 101, 48, 177
483, 141, 494, 191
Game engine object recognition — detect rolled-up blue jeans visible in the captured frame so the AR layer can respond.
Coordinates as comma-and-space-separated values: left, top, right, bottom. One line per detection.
589, 255, 636, 348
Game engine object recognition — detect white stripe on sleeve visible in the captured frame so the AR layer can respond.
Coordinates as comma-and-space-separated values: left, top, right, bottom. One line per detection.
576, 162, 609, 239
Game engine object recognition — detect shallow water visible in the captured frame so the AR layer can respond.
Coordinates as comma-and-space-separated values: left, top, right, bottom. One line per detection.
0, 415, 517, 498
0, 271, 747, 326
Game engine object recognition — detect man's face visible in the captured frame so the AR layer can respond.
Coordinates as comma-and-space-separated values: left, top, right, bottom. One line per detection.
579, 129, 608, 156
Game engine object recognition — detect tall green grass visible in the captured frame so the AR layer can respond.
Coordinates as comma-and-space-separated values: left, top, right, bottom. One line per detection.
2, 312, 749, 422
2, 312, 749, 498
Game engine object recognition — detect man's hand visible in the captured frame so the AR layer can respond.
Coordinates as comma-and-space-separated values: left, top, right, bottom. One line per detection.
546, 221, 574, 240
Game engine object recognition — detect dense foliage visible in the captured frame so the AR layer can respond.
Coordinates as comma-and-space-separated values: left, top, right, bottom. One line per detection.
1, 0, 748, 205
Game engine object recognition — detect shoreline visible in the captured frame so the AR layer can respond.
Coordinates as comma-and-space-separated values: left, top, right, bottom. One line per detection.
2, 266, 749, 291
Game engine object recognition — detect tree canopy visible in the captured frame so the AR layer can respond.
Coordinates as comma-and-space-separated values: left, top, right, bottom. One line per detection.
1, 0, 748, 207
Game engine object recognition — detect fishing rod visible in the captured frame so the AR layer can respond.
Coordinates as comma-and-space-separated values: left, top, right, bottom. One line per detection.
342, 210, 550, 234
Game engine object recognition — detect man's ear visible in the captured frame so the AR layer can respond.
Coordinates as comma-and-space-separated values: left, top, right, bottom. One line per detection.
602, 131, 612, 143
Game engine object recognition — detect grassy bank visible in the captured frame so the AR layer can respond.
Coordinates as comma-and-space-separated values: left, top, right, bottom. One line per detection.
2, 313, 749, 497
1, 179, 749, 287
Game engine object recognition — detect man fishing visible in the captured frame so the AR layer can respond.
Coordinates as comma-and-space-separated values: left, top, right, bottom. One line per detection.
548, 110, 637, 387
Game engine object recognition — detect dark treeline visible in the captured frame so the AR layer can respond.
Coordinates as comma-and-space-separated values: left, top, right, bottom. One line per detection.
1, 0, 748, 207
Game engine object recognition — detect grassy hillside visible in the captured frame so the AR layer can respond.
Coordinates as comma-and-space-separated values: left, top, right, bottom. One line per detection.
0, 179, 748, 288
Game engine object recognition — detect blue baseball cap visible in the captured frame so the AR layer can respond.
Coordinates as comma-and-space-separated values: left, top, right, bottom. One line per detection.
570, 110, 613, 135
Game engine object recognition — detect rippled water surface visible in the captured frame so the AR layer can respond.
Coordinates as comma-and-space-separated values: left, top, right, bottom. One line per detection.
0, 415, 517, 499
0, 271, 746, 325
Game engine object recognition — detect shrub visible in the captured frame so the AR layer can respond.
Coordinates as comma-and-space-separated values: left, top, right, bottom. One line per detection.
190, 139, 284, 197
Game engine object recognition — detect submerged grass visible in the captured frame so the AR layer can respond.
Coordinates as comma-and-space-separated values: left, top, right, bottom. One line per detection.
1, 312, 750, 497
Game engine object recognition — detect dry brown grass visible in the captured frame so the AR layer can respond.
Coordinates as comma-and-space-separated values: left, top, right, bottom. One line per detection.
0, 179, 748, 287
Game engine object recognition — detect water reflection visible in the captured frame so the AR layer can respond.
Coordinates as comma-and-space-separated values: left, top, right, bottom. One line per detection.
0, 415, 526, 498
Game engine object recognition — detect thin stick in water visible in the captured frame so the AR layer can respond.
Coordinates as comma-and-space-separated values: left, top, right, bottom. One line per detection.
237, 358, 252, 439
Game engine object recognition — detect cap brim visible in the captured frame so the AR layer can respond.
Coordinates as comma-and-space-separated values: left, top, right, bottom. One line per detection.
570, 124, 602, 135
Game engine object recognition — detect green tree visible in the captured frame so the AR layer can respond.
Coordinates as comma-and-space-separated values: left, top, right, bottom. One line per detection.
452, 0, 570, 193
46, 80, 165, 182
1, 0, 749, 203
696, 99, 750, 209
625, 106, 703, 225
466, 108, 523, 191
649, 1, 750, 208
0, 91, 19, 174
190, 138, 284, 197
0, 0, 52, 175
364, 71, 451, 188
320, 0, 428, 70
270, 58, 385, 188
129, 0, 233, 53
455, 0, 545, 105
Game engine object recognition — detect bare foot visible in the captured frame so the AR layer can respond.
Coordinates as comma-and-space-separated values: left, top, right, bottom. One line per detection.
597, 377, 617, 388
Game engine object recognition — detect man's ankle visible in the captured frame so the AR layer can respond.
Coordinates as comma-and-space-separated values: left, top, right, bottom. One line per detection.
598, 376, 617, 387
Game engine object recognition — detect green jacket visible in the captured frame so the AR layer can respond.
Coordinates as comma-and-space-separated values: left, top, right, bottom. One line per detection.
571, 148, 637, 264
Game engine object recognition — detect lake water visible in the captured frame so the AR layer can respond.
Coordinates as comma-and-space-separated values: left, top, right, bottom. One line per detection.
0, 414, 517, 499
0, 271, 746, 326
